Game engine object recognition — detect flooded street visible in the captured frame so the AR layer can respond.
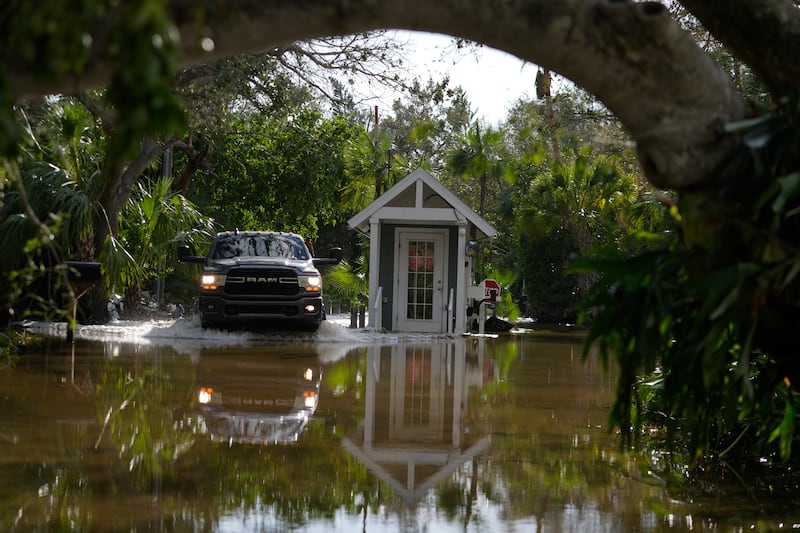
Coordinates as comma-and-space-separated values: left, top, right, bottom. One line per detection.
2, 317, 798, 532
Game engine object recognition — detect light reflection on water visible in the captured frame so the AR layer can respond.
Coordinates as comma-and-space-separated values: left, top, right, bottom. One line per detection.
1, 317, 798, 532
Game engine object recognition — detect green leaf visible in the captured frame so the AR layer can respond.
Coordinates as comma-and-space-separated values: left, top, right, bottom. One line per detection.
710, 287, 739, 320
133, 430, 148, 455
724, 115, 771, 134
768, 399, 796, 461
772, 172, 800, 214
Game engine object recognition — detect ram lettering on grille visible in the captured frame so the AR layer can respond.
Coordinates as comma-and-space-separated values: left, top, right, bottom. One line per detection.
246, 276, 278, 283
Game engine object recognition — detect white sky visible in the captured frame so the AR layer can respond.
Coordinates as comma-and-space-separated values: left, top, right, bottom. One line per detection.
371, 31, 540, 126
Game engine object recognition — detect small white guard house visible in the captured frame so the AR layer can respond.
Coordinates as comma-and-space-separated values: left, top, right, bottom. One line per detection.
347, 167, 497, 334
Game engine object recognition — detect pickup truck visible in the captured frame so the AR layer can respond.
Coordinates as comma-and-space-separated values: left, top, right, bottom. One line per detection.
178, 230, 341, 330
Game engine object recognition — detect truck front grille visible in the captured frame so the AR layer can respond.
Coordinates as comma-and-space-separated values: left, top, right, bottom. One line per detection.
223, 268, 299, 296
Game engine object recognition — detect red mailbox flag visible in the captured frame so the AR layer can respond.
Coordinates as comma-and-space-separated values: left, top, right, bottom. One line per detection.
483, 279, 501, 298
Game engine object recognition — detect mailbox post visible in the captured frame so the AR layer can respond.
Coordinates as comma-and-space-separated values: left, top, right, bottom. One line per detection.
469, 279, 501, 335
64, 261, 102, 342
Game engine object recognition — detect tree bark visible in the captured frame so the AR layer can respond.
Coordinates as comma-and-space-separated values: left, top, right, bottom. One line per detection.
680, 0, 800, 99
3, 0, 755, 189
95, 137, 163, 255
172, 139, 209, 193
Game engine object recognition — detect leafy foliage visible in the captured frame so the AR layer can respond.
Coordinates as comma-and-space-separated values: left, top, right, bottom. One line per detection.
507, 145, 644, 322
1, 1, 185, 159
481, 267, 521, 321
488, 88, 654, 323
446, 122, 508, 219
0, 328, 39, 367
111, 175, 214, 311
516, 230, 581, 323
103, 0, 186, 160
0, 162, 91, 267
0, 160, 93, 323
323, 256, 369, 307
342, 131, 409, 211
376, 78, 473, 172
188, 109, 360, 239
577, 95, 800, 464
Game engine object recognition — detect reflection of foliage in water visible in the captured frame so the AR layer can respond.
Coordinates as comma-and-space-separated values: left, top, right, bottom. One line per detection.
0, 328, 39, 367
184, 420, 378, 529
323, 346, 367, 404
634, 364, 800, 503
460, 337, 672, 530
1, 385, 95, 531
94, 358, 197, 488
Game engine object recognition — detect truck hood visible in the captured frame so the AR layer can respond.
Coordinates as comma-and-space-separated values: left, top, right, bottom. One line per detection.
207, 256, 316, 271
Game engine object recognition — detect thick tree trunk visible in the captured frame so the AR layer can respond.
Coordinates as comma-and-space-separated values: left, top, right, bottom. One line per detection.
94, 136, 162, 256
88, 137, 163, 323
3, 0, 750, 191
680, 0, 800, 99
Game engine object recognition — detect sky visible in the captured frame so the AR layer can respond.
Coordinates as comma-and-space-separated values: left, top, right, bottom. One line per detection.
371, 31, 540, 126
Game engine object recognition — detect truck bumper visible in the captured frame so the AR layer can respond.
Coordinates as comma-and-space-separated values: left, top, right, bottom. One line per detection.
198, 294, 324, 329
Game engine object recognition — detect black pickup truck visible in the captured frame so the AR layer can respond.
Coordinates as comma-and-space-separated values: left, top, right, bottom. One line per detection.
178, 231, 341, 330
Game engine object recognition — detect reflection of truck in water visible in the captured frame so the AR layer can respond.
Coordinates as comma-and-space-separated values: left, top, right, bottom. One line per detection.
178, 230, 341, 330
194, 353, 322, 446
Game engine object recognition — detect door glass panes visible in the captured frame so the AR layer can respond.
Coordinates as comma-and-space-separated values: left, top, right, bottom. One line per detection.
406, 240, 434, 320
403, 347, 431, 426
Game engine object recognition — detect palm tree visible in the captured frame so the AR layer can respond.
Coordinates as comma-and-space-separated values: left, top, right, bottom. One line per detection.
447, 122, 507, 282
528, 148, 636, 249
0, 162, 91, 267
13, 100, 102, 261
112, 176, 214, 316
342, 131, 407, 209
323, 255, 369, 327
3, 98, 214, 321
519, 147, 638, 294
447, 122, 507, 217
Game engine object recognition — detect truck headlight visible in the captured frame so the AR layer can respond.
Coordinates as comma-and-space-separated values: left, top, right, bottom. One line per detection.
303, 391, 317, 409
198, 387, 214, 404
201, 274, 226, 290
298, 275, 321, 292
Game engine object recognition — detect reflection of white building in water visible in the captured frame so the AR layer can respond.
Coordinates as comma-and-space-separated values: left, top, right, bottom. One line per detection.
342, 339, 494, 502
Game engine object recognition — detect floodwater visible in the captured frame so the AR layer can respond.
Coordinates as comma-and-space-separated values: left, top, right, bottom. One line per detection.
2, 317, 799, 532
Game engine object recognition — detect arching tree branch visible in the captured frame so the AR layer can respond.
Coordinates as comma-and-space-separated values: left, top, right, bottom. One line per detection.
2, 0, 753, 190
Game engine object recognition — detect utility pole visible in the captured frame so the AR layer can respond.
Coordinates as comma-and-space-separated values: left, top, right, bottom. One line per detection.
374, 105, 383, 199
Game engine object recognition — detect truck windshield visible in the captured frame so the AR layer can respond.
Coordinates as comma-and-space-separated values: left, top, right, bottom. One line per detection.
211, 234, 309, 260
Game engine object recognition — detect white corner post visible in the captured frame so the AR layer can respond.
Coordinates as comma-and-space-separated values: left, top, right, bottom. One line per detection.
374, 286, 383, 330
367, 217, 381, 328
454, 222, 468, 334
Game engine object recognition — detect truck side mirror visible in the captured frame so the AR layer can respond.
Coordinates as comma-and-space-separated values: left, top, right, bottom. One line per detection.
177, 245, 192, 262
177, 245, 206, 264
312, 247, 343, 267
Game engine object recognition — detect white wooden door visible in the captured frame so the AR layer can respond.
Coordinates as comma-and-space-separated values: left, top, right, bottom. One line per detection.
395, 229, 448, 332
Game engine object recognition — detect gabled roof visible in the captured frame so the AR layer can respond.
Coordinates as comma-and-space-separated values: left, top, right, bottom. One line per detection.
341, 436, 490, 503
347, 167, 497, 238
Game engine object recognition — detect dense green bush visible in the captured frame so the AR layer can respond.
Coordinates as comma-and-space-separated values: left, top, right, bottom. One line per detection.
576, 95, 800, 465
